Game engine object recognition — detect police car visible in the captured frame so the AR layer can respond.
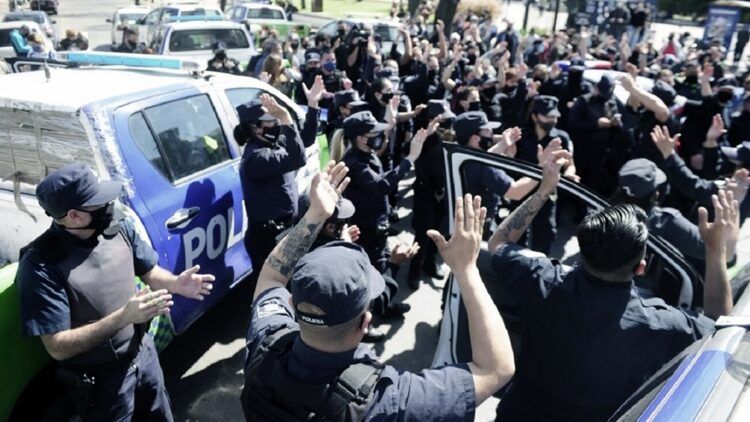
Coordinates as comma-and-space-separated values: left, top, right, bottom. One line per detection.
433, 144, 750, 420
224, 3, 310, 42
150, 17, 256, 66
106, 5, 150, 45
135, 2, 223, 46
0, 53, 321, 420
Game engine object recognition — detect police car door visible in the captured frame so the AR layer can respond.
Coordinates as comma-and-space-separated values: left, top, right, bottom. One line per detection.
114, 87, 249, 334
433, 143, 701, 368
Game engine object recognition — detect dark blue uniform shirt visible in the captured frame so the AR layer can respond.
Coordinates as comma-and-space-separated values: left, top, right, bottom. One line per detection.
462, 161, 513, 218
342, 147, 412, 229
516, 127, 573, 165
492, 244, 714, 421
246, 287, 476, 420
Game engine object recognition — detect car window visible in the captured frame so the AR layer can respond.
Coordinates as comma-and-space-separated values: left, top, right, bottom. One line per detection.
144, 9, 161, 24
169, 28, 249, 51
143, 95, 231, 181
246, 8, 283, 20
119, 13, 147, 24
128, 112, 169, 179
374, 24, 398, 42
3, 13, 45, 24
230, 7, 244, 21
0, 29, 12, 47
317, 22, 338, 38
181, 8, 222, 16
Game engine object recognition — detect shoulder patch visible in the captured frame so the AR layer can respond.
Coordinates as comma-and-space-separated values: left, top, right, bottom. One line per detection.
256, 298, 290, 319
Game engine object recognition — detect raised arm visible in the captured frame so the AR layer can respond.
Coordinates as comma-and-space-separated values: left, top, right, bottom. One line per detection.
699, 191, 736, 318
253, 163, 350, 301
427, 194, 514, 405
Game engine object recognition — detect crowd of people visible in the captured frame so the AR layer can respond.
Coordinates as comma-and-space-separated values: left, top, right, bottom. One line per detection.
12, 0, 750, 420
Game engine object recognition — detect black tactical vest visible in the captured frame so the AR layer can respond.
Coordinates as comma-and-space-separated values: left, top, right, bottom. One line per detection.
241, 326, 383, 422
20, 226, 142, 368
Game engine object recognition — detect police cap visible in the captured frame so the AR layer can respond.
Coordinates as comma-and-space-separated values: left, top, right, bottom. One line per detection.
532, 95, 561, 117
36, 163, 122, 218
236, 99, 276, 124
454, 111, 501, 145
343, 111, 389, 139
618, 158, 668, 198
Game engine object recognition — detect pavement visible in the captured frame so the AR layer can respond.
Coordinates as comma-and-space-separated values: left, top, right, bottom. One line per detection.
4, 1, 746, 421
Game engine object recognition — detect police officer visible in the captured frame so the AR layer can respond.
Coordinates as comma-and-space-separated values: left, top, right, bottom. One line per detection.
207, 41, 241, 75
516, 95, 578, 254
15, 163, 215, 421
341, 111, 426, 272
612, 158, 739, 265
486, 157, 731, 421
242, 163, 514, 420
408, 100, 453, 288
326, 89, 368, 142
236, 82, 323, 270
454, 111, 544, 236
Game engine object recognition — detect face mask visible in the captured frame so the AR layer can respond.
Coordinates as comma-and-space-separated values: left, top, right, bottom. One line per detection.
322, 61, 337, 73
537, 121, 555, 132
479, 135, 493, 150
68, 202, 116, 237
467, 53, 477, 65
685, 75, 698, 84
380, 92, 394, 103
338, 29, 346, 37
261, 124, 281, 143
503, 85, 516, 94
439, 119, 454, 130
717, 90, 733, 104
468, 101, 481, 111
366, 135, 384, 150
290, 42, 299, 49
568, 71, 583, 87
215, 51, 227, 60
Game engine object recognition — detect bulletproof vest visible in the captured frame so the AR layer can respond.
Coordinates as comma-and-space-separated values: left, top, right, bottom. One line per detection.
20, 226, 141, 368
242, 326, 383, 422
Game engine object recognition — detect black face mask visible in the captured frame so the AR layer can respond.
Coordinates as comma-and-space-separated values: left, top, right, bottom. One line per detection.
367, 135, 384, 150
215, 51, 227, 60
537, 121, 555, 132
338, 29, 346, 37
479, 135, 493, 150
568, 70, 583, 87
685, 75, 698, 84
290, 42, 299, 49
69, 202, 116, 238
261, 124, 281, 143
503, 85, 516, 94
380, 92, 394, 103
717, 90, 733, 104
439, 119, 454, 130
468, 101, 481, 111
467, 53, 477, 65
428, 69, 438, 79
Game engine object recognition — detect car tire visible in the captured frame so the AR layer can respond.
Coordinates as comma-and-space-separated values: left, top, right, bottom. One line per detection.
8, 362, 72, 422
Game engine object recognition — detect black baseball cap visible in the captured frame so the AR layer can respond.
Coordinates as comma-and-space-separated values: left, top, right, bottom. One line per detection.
236, 99, 275, 124
291, 241, 385, 326
721, 141, 750, 166
211, 41, 226, 54
652, 80, 677, 107
36, 163, 122, 218
334, 89, 368, 109
597, 74, 615, 96
343, 111, 389, 139
532, 95, 561, 117
618, 158, 667, 198
427, 99, 455, 120
305, 50, 321, 63
454, 111, 501, 145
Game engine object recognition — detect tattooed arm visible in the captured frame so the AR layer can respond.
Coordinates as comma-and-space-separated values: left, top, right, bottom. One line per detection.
488, 152, 569, 253
253, 163, 351, 301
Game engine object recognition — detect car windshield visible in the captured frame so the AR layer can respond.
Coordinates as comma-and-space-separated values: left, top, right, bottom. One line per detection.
169, 28, 249, 51
246, 8, 283, 20
181, 9, 222, 16
3, 13, 45, 24
373, 24, 398, 42
118, 13, 147, 23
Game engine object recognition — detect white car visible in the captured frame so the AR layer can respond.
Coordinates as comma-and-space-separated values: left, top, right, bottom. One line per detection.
318, 18, 402, 54
0, 21, 52, 59
107, 6, 150, 45
151, 20, 255, 68
136, 3, 223, 45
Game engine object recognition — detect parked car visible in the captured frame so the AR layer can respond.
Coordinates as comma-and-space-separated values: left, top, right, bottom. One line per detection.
433, 143, 750, 420
0, 58, 322, 420
150, 19, 256, 68
224, 3, 310, 42
317, 18, 401, 54
107, 6, 150, 45
2, 10, 56, 43
0, 21, 52, 59
29, 0, 57, 14
136, 3, 223, 46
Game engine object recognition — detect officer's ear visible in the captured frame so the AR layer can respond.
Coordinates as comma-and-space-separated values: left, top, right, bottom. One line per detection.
633, 259, 647, 277
358, 311, 372, 334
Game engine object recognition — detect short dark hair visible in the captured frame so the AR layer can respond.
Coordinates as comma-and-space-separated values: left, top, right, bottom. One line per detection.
577, 204, 649, 274
370, 77, 391, 96
609, 188, 658, 214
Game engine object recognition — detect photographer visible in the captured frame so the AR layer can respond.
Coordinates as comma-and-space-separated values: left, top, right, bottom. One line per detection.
343, 23, 374, 82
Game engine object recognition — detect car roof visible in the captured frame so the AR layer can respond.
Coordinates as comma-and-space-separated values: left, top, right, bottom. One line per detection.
0, 67, 196, 112
0, 21, 43, 30
163, 4, 222, 11
163, 20, 245, 30
5, 10, 47, 17
115, 7, 150, 14
238, 3, 284, 11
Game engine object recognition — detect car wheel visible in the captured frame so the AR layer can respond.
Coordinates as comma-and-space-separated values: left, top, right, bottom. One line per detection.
9, 362, 72, 421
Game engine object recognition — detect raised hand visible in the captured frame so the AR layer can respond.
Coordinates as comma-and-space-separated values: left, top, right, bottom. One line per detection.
705, 114, 726, 145
260, 93, 292, 126
650, 125, 679, 159
310, 162, 350, 219
725, 168, 750, 203
174, 265, 215, 300
407, 128, 427, 161
427, 194, 486, 273
303, 75, 327, 108
539, 149, 572, 195
618, 72, 637, 92
698, 191, 732, 251
426, 117, 441, 137
121, 287, 173, 325
340, 224, 361, 243
389, 241, 420, 265
537, 137, 563, 165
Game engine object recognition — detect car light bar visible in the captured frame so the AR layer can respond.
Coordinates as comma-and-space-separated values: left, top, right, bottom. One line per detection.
166, 15, 224, 23
60, 51, 200, 71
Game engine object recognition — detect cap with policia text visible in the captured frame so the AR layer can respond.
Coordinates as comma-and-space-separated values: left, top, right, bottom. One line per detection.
618, 158, 667, 198
36, 163, 122, 218
454, 111, 501, 145
532, 95, 561, 117
291, 241, 385, 326
343, 111, 389, 139
334, 89, 368, 109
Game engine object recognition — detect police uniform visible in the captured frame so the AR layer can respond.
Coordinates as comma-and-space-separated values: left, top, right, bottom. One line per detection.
14, 164, 172, 421
242, 242, 476, 420
341, 111, 412, 272
454, 111, 514, 235
326, 89, 368, 142
238, 99, 319, 270
409, 100, 453, 284
516, 96, 574, 255
491, 243, 714, 421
